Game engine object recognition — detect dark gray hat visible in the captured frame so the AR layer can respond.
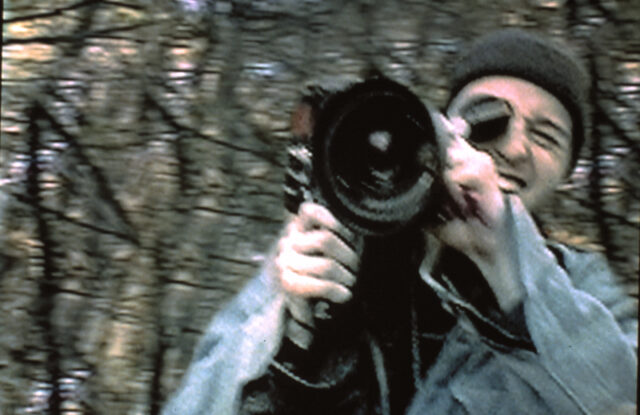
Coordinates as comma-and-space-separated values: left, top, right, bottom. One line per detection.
449, 29, 590, 171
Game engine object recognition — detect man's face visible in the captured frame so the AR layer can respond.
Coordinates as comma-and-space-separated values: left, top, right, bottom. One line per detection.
446, 76, 573, 212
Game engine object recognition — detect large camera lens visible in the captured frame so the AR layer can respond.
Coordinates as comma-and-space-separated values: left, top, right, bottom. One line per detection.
312, 78, 438, 235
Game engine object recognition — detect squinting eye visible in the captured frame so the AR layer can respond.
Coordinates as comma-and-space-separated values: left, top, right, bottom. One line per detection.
532, 130, 559, 149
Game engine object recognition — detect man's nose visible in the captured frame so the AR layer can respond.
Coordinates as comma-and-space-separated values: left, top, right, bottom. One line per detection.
495, 117, 530, 165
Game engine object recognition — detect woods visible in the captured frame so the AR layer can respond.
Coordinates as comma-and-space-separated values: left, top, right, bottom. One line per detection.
1, 0, 638, 413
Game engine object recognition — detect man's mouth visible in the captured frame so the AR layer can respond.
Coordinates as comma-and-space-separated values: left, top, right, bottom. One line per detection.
497, 172, 526, 193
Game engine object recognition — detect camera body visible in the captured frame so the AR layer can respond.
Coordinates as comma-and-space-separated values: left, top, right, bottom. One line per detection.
284, 77, 441, 236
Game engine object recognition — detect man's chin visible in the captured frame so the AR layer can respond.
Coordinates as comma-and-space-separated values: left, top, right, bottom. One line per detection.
516, 191, 546, 213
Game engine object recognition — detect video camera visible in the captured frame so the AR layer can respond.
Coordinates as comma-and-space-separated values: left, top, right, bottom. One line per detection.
285, 76, 515, 235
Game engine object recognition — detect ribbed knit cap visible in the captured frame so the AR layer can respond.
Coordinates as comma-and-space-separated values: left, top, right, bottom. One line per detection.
449, 29, 590, 172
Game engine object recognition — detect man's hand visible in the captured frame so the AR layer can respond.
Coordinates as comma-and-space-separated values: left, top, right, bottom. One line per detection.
270, 202, 362, 349
430, 114, 523, 313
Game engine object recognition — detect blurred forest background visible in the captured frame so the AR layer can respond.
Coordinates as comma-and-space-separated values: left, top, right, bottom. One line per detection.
1, 0, 639, 413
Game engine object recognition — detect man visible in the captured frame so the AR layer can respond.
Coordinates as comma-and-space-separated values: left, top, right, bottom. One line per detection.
163, 29, 637, 415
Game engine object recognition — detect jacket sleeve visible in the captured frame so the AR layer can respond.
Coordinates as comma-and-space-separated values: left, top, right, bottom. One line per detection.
547, 241, 637, 352
162, 268, 375, 415
507, 196, 637, 414
410, 196, 637, 415
162, 269, 287, 415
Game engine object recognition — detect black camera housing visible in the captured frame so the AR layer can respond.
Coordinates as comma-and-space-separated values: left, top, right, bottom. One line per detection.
285, 77, 440, 236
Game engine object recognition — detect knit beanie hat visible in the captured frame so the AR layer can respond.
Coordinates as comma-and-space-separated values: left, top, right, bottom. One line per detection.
448, 29, 590, 172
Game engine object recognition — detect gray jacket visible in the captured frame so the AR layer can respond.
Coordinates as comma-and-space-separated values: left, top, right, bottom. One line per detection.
163, 198, 637, 415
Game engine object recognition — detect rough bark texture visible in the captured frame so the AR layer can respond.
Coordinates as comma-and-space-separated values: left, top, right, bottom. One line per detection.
1, 0, 638, 413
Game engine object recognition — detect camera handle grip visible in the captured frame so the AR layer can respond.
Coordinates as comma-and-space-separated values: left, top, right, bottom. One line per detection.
283, 140, 314, 215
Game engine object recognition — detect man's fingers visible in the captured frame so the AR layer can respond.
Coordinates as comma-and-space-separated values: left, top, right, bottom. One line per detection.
433, 113, 457, 156
289, 229, 360, 272
276, 203, 362, 351
288, 298, 334, 323
286, 296, 314, 328
297, 202, 357, 245
279, 250, 356, 287
286, 319, 313, 350
433, 113, 475, 166
433, 114, 469, 144
444, 149, 498, 196
280, 269, 352, 303
313, 301, 332, 320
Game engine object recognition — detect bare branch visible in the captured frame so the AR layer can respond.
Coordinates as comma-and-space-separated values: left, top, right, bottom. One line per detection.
25, 101, 62, 415
34, 98, 140, 244
3, 0, 98, 24
3, 0, 144, 24
10, 192, 139, 243
146, 92, 284, 168
3, 22, 154, 45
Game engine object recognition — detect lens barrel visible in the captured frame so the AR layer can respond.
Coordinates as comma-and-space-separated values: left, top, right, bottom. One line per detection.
311, 77, 439, 235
